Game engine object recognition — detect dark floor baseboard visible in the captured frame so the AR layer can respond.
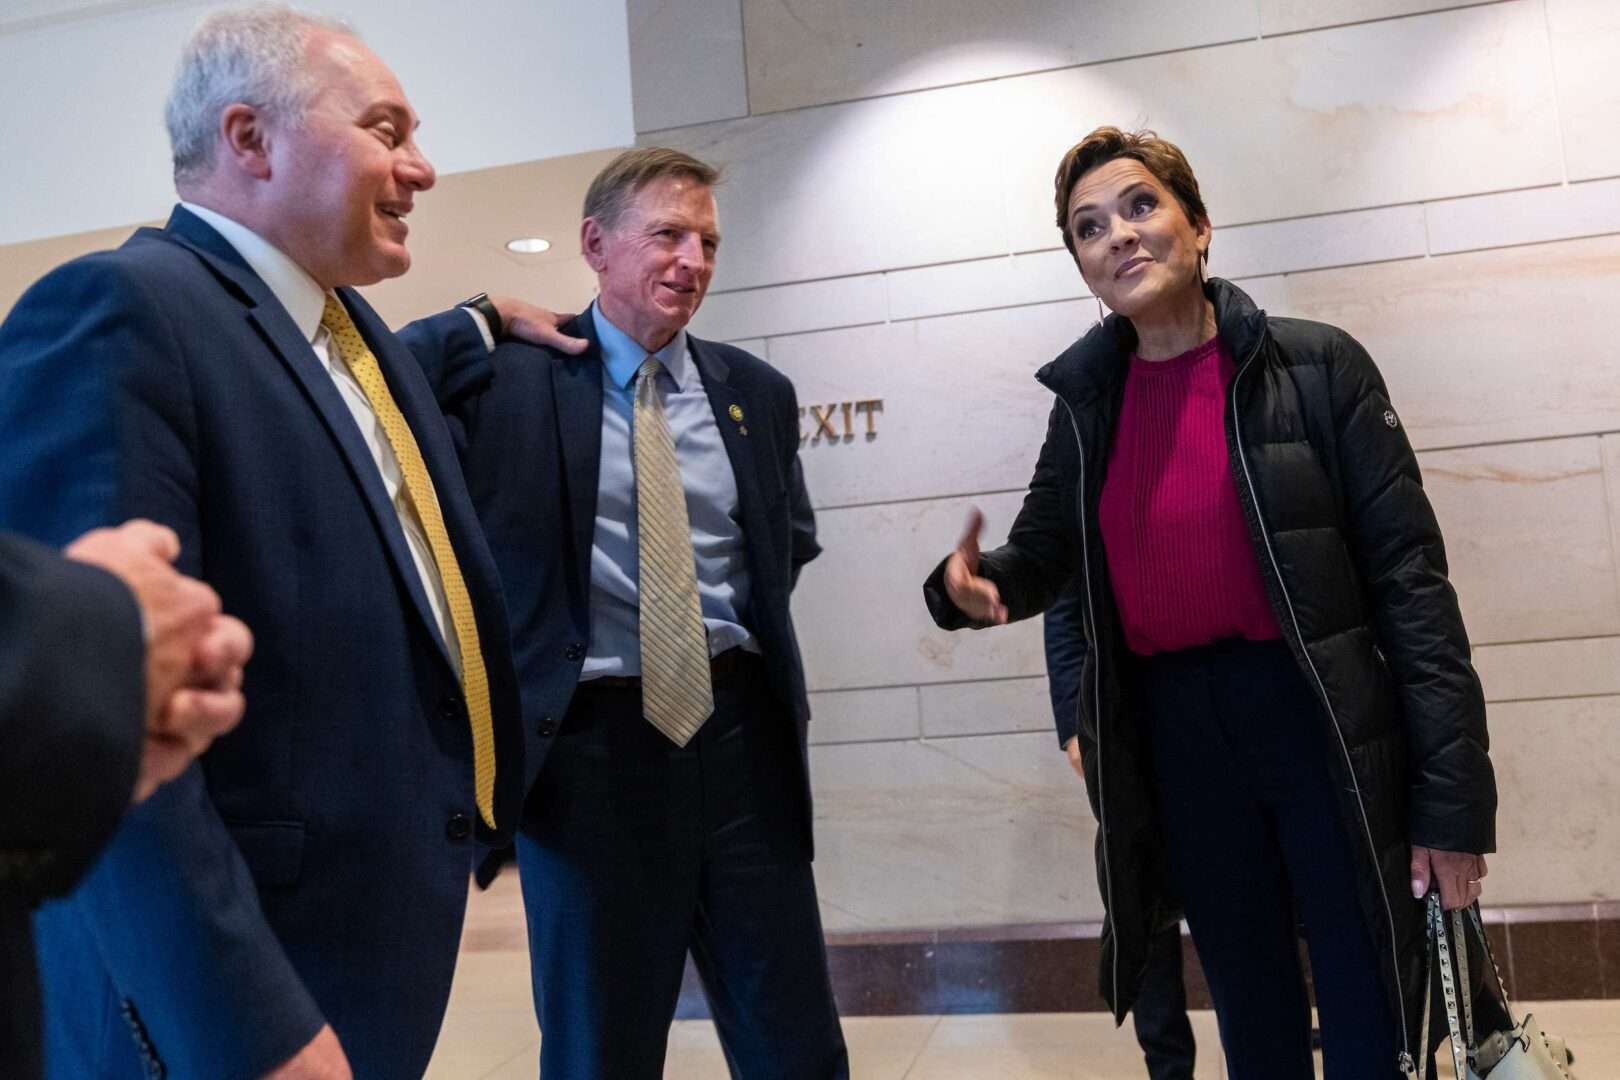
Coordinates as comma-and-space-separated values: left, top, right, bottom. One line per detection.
674, 901, 1620, 1018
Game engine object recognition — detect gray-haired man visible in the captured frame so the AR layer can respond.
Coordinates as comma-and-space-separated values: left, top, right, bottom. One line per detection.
0, 8, 570, 1077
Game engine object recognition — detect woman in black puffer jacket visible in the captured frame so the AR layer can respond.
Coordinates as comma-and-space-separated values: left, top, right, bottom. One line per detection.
923, 128, 1495, 1078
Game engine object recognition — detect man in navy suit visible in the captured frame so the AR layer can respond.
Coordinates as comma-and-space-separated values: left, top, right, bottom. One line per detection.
0, 8, 553, 1077
409, 148, 848, 1078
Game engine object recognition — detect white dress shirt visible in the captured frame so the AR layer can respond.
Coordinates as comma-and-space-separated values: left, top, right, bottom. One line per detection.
182, 202, 461, 670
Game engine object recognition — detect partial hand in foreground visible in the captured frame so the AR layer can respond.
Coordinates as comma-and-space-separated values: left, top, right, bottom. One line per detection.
942, 509, 1007, 624
1063, 735, 1085, 780
1411, 844, 1488, 911
488, 296, 588, 355
262, 1025, 352, 1080
66, 520, 251, 803
135, 613, 253, 802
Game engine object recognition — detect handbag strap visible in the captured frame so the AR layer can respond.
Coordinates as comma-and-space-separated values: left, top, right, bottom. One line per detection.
1467, 903, 1520, 1028
1451, 908, 1475, 1048
1429, 893, 1470, 1076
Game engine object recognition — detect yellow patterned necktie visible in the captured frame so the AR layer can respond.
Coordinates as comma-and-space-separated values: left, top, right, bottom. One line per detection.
634, 356, 714, 746
321, 294, 497, 828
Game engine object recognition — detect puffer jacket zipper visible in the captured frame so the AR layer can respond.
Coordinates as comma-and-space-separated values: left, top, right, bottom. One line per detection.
1227, 344, 1416, 1077
1053, 394, 1119, 1019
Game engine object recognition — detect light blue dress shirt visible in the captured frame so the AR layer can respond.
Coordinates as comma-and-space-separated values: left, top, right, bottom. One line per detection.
582, 303, 756, 679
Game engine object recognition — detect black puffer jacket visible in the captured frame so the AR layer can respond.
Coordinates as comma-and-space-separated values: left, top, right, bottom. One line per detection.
925, 278, 1495, 1070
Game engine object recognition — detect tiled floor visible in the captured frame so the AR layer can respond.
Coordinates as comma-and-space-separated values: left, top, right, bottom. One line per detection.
425, 880, 1620, 1078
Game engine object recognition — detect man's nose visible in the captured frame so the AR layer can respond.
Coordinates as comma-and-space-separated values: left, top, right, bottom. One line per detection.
398, 143, 436, 192
673, 232, 704, 268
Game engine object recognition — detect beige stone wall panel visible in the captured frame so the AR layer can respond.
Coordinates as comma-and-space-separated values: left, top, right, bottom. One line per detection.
1418, 437, 1620, 644
794, 492, 1045, 692
629, 0, 749, 133
808, 686, 923, 744
1548, 0, 1620, 181
741, 0, 1256, 115
1273, 235, 1620, 451
1485, 697, 1620, 903
920, 676, 1055, 739
809, 732, 1098, 930
1258, 0, 1493, 37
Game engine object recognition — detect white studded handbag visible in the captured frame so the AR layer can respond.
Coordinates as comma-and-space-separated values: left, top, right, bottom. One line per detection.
1420, 892, 1578, 1079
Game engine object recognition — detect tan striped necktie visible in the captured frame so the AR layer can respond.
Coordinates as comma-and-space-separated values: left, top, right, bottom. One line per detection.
321, 294, 498, 828
634, 356, 714, 746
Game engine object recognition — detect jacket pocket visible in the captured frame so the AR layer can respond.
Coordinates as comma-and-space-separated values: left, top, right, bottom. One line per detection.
224, 820, 305, 888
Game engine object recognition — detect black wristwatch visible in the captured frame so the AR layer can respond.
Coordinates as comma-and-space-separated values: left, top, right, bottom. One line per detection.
457, 292, 503, 341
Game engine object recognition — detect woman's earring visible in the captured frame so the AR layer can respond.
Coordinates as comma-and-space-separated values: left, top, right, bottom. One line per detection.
1095, 296, 1106, 325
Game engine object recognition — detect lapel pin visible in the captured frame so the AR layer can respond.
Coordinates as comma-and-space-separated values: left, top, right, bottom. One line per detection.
728, 404, 744, 422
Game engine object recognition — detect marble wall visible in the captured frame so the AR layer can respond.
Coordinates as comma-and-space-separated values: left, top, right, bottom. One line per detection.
628, 0, 1620, 929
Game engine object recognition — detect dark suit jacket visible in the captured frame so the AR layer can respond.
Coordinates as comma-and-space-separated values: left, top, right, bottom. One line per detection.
403, 307, 822, 852
0, 533, 144, 1080
1043, 582, 1087, 752
0, 206, 523, 1079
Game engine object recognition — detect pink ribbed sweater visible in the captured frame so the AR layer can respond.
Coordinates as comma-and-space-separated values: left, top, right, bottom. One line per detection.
1098, 336, 1282, 656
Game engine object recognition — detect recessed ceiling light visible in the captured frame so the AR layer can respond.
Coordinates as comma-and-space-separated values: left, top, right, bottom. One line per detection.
505, 237, 551, 254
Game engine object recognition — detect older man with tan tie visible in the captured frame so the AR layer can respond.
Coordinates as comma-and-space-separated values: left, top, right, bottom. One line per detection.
415, 147, 848, 1078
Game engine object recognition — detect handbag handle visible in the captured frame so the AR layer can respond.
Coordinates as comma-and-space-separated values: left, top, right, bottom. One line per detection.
1429, 892, 1470, 1076
1419, 892, 1521, 1079
1467, 903, 1519, 1028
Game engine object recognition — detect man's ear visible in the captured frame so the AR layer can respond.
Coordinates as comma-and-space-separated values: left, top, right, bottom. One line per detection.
219, 103, 273, 180
580, 217, 607, 272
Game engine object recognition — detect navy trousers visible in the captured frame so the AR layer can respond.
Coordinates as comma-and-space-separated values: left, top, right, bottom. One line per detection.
1134, 922, 1197, 1080
516, 653, 848, 1079
1135, 639, 1399, 1080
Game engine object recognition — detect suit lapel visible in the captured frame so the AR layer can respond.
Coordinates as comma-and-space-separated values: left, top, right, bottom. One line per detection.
550, 315, 605, 606
162, 210, 452, 667
689, 338, 774, 562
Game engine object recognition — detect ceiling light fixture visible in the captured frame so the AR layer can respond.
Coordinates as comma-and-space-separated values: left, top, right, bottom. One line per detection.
505, 237, 552, 254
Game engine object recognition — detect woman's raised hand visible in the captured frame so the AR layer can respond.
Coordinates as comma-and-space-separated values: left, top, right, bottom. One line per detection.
943, 509, 1009, 625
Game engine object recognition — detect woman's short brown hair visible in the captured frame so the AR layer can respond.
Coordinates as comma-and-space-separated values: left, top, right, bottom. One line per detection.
1052, 127, 1209, 260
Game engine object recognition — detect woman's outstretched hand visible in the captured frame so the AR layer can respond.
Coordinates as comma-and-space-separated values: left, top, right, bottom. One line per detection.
943, 509, 1008, 625
1411, 845, 1488, 911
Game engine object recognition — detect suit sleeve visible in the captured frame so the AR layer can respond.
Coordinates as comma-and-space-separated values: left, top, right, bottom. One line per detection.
1325, 329, 1495, 855
396, 308, 495, 411
779, 381, 820, 588
0, 259, 327, 1076
0, 533, 144, 902
1042, 583, 1087, 751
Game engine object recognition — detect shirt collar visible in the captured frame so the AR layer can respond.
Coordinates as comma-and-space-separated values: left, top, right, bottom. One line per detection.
181, 202, 326, 344
590, 302, 694, 393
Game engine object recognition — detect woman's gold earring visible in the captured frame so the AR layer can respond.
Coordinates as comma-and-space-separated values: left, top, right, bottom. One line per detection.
1095, 297, 1106, 324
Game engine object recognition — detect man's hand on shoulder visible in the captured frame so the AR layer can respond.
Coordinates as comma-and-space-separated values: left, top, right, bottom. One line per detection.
489, 296, 588, 355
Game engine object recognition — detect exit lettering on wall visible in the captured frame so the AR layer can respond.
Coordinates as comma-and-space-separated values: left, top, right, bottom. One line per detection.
799, 400, 883, 446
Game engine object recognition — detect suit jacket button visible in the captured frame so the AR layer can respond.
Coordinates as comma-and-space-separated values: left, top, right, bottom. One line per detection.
446, 814, 473, 842
537, 716, 558, 737
564, 643, 585, 662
